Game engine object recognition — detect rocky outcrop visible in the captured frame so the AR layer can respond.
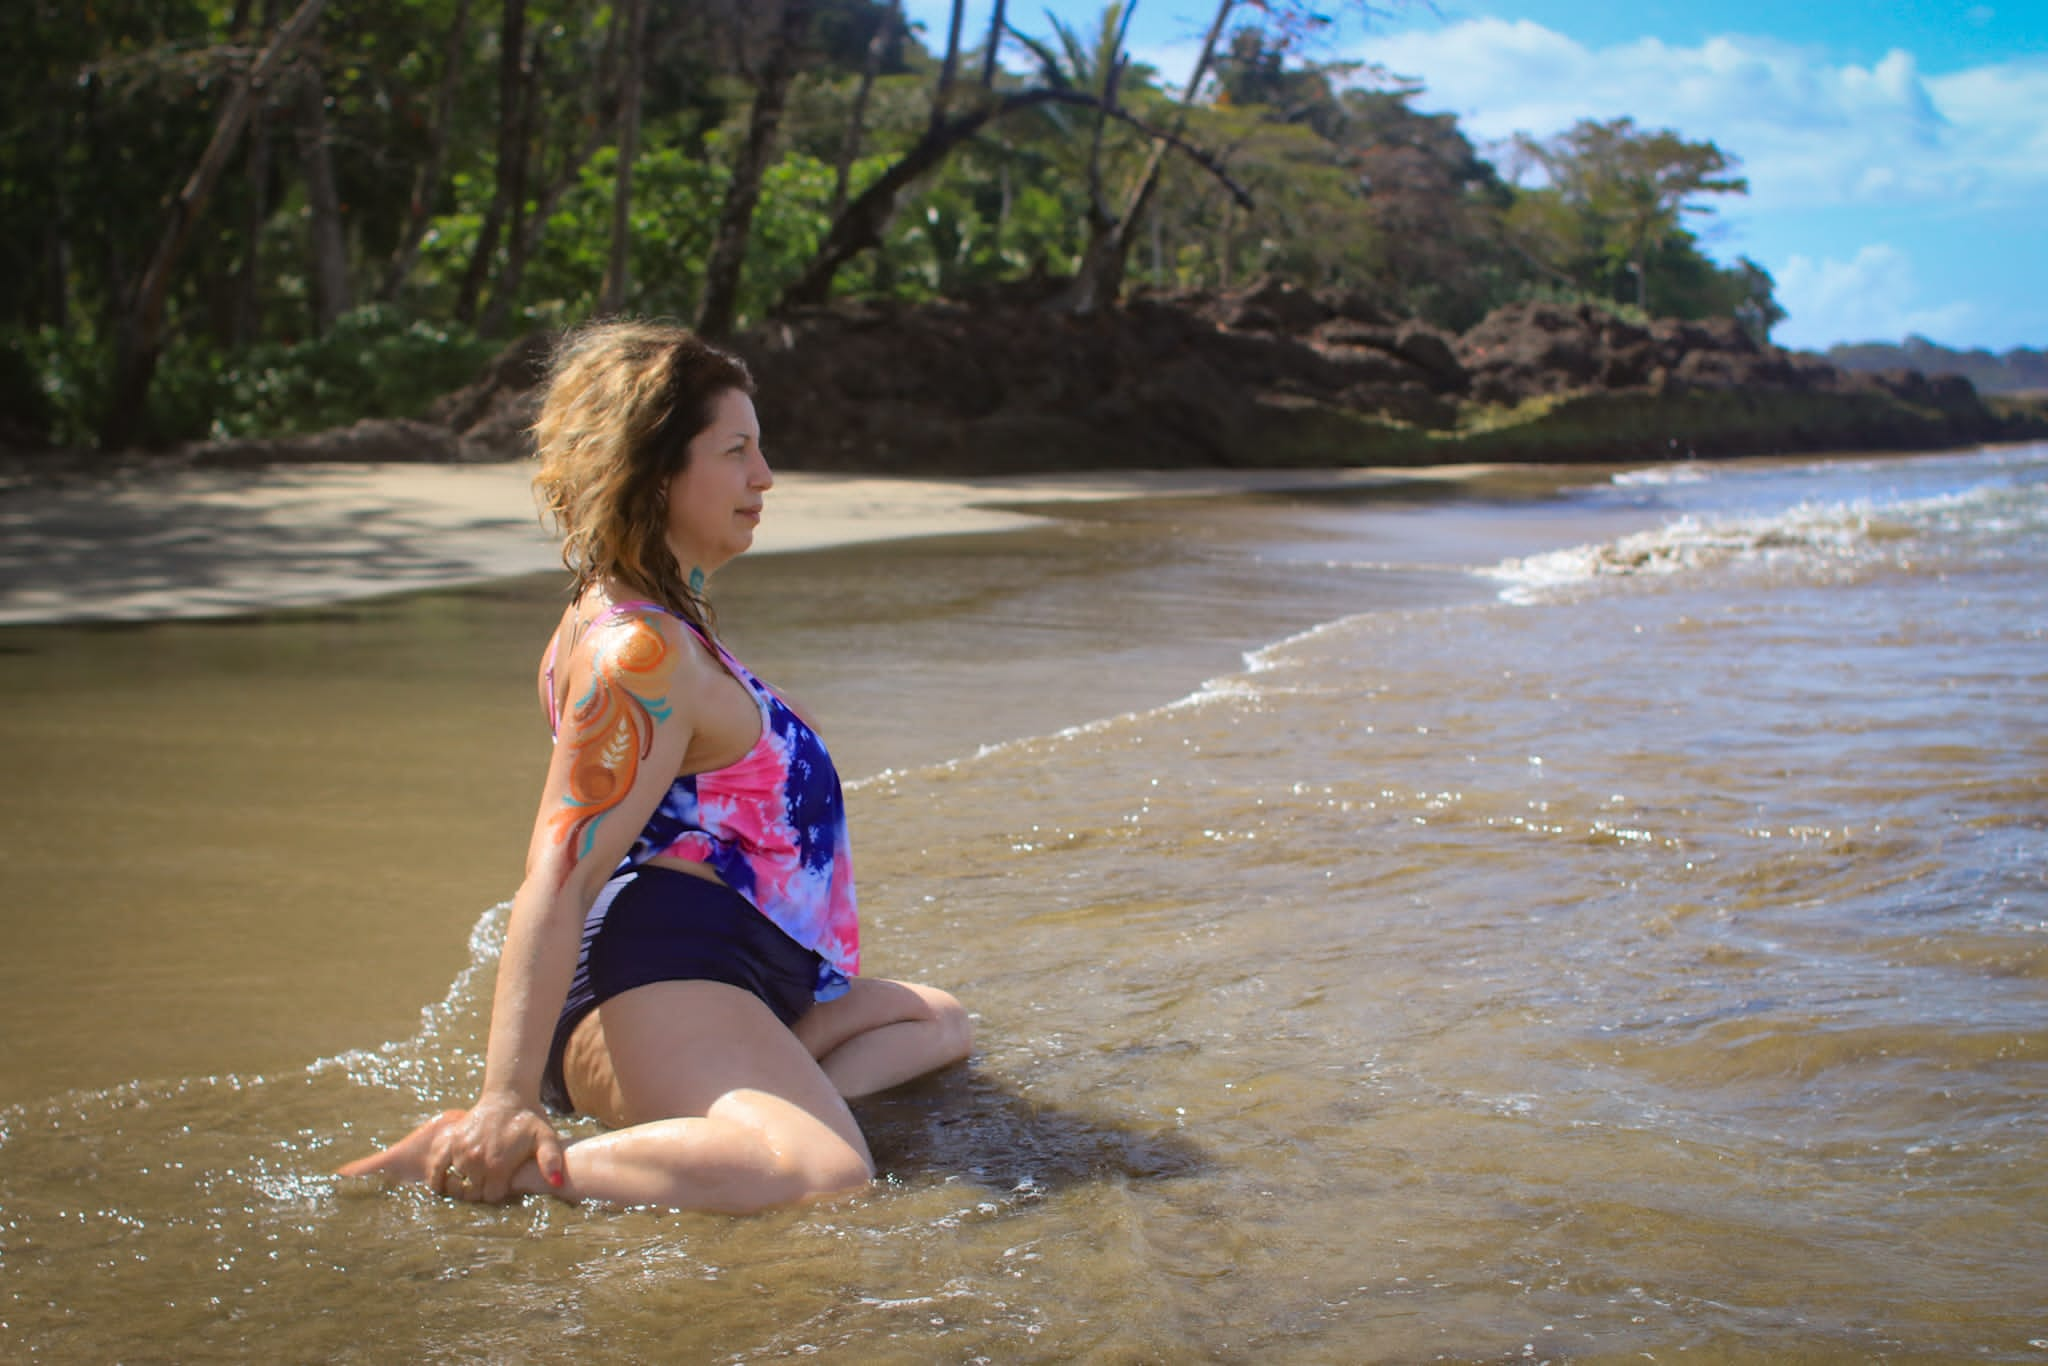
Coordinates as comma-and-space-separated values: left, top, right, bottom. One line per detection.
733, 284, 1496, 472
735, 284, 2031, 470
172, 280, 2046, 473
1455, 300, 1985, 412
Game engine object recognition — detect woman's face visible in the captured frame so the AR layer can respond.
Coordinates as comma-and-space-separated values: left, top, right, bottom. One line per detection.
663, 388, 772, 575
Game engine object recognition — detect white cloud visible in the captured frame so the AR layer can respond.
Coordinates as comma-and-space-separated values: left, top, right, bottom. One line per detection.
1359, 20, 2048, 213
1773, 244, 1977, 348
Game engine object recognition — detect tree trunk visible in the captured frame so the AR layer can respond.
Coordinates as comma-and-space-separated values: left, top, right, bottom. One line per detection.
779, 88, 1062, 312
481, 29, 547, 333
696, 0, 812, 340
100, 0, 329, 451
1065, 0, 1234, 314
979, 0, 1008, 87
600, 0, 649, 315
928, 0, 965, 130
380, 0, 472, 301
1060, 2, 1137, 316
228, 0, 281, 347
297, 67, 352, 334
1218, 201, 1234, 288
454, 0, 528, 325
829, 0, 897, 221
44, 105, 75, 333
477, 13, 623, 337
231, 107, 273, 348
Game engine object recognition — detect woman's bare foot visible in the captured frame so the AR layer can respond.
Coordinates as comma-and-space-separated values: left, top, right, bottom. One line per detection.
335, 1110, 466, 1183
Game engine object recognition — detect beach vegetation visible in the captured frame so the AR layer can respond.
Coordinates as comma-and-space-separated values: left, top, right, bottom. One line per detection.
1, 0, 1789, 454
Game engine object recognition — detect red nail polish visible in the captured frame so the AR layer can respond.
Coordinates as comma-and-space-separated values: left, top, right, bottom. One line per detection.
547, 1168, 565, 1189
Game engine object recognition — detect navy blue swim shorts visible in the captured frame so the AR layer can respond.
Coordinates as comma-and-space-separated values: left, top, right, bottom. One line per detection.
540, 865, 823, 1114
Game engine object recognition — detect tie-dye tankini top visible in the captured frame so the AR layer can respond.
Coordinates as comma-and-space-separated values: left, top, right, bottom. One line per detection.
545, 601, 859, 1001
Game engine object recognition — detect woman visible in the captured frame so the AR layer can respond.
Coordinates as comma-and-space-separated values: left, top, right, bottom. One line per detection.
339, 321, 972, 1213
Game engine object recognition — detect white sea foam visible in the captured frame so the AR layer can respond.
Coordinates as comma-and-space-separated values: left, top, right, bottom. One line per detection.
1485, 499, 1901, 604
1487, 470, 2048, 605
1612, 463, 1712, 487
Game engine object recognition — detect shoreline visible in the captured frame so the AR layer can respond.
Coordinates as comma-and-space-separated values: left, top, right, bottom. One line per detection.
0, 457, 1505, 627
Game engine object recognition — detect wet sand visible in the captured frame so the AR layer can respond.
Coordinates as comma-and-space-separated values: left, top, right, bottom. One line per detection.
0, 454, 1499, 625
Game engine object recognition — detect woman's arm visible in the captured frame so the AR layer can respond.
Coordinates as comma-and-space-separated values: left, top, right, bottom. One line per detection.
429, 611, 699, 1202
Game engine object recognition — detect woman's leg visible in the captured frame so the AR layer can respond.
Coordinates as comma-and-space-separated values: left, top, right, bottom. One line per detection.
535, 977, 875, 1212
343, 980, 875, 1214
791, 978, 973, 1100
341, 978, 967, 1208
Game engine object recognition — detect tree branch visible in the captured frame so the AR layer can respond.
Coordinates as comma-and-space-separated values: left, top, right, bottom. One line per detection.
775, 86, 1250, 313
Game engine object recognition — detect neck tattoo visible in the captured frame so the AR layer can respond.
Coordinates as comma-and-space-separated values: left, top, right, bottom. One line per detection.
687, 566, 706, 597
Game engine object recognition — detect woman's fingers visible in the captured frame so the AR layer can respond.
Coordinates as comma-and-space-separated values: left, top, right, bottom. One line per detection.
423, 1127, 455, 1198
532, 1121, 569, 1193
438, 1106, 562, 1203
430, 1113, 496, 1201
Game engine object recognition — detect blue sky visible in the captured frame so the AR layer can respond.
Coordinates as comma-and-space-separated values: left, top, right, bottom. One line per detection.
902, 2, 2048, 351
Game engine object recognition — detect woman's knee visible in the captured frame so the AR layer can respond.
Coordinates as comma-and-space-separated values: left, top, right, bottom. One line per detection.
792, 1135, 876, 1201
920, 986, 974, 1065
713, 1087, 874, 1203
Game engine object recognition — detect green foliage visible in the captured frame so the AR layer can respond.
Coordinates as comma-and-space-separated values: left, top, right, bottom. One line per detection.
4, 325, 106, 450
200, 304, 499, 439
1508, 284, 1653, 327
8, 304, 498, 447
1509, 118, 1751, 317
459, 134, 844, 332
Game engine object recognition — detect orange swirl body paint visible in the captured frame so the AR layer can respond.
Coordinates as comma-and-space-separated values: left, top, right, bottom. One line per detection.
546, 617, 677, 880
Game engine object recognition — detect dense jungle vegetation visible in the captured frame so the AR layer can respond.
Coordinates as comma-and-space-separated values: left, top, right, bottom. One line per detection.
0, 0, 1782, 451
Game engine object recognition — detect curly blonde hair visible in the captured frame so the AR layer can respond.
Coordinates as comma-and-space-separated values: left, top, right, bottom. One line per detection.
531, 320, 754, 636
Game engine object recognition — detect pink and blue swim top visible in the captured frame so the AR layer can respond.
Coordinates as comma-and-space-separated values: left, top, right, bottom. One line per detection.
544, 600, 859, 999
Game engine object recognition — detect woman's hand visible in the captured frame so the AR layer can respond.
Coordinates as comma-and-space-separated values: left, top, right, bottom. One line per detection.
427, 1094, 567, 1203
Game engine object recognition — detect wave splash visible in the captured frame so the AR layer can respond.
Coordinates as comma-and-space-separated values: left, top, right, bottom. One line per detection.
1484, 475, 2044, 605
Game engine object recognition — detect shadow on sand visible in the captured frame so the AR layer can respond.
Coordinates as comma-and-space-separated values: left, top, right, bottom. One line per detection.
853, 1065, 1209, 1193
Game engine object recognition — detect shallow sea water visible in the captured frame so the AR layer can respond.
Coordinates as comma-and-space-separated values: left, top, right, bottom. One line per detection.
3, 446, 2045, 1362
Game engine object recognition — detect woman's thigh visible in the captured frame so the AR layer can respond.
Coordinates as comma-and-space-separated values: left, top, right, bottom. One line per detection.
792, 977, 969, 1062
564, 979, 870, 1161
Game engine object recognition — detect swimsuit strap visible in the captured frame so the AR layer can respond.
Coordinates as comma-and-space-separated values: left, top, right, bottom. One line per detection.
589, 597, 676, 626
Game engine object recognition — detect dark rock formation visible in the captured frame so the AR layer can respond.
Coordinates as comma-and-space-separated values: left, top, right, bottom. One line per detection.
168, 277, 2048, 473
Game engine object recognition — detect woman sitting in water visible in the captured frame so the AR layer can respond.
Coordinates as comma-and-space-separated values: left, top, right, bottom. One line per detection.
340, 321, 972, 1212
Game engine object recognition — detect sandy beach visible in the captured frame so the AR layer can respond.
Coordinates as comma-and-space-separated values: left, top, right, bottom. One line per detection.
0, 455, 1495, 625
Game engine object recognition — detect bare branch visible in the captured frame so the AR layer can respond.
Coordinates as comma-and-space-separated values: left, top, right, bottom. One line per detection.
776, 84, 1250, 313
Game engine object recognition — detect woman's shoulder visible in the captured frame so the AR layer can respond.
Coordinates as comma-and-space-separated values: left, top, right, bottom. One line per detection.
582, 597, 731, 685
